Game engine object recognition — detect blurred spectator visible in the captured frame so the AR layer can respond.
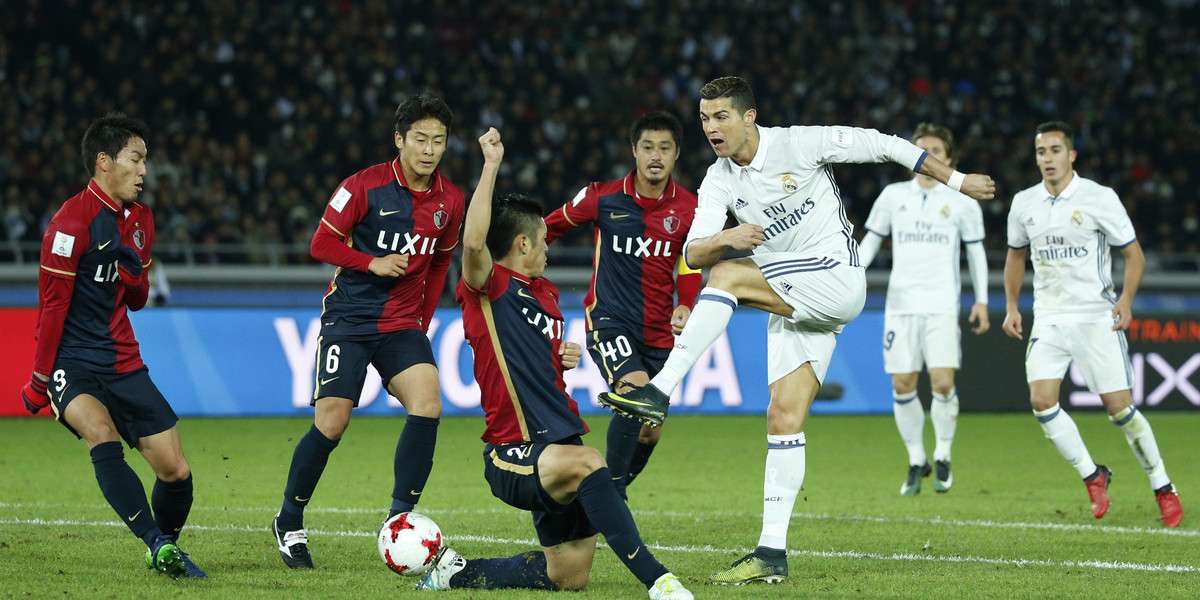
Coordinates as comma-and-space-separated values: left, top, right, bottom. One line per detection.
1, 0, 1198, 271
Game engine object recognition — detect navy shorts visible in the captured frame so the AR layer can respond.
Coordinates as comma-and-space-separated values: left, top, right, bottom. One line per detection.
314, 328, 435, 405
48, 363, 178, 448
586, 328, 670, 387
483, 437, 598, 547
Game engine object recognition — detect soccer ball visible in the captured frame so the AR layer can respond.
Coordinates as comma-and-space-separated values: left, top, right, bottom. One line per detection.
377, 511, 443, 576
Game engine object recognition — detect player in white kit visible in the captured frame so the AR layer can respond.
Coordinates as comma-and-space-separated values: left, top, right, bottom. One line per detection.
859, 123, 989, 496
599, 77, 996, 584
1003, 121, 1182, 528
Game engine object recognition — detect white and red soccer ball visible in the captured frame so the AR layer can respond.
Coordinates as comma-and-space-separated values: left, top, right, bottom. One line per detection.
377, 511, 443, 576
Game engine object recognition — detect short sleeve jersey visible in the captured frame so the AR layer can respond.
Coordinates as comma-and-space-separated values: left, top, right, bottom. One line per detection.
38, 181, 155, 373
690, 125, 927, 268
317, 158, 464, 336
544, 171, 697, 347
1007, 173, 1137, 323
864, 178, 986, 315
455, 264, 588, 445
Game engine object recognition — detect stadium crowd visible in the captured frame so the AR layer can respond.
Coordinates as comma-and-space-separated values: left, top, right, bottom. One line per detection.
2, 0, 1199, 267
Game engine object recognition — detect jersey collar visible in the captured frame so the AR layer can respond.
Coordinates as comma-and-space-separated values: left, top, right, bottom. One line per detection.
622, 169, 677, 201
86, 179, 121, 213
1041, 170, 1081, 202
392, 156, 444, 196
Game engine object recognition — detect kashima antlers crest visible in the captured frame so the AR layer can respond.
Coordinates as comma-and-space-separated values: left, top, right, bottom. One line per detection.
663, 215, 680, 234
433, 209, 449, 229
132, 229, 146, 249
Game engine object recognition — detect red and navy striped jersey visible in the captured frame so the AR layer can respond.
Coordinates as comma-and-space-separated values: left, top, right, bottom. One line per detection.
34, 181, 155, 375
314, 157, 464, 336
456, 264, 588, 445
545, 171, 700, 348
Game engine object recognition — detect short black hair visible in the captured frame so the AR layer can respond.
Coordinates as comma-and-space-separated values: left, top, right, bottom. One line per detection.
1035, 121, 1075, 150
486, 192, 544, 259
699, 76, 757, 116
394, 93, 452, 136
81, 112, 150, 176
629, 111, 684, 148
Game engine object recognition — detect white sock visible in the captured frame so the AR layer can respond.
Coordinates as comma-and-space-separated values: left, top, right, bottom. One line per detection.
1034, 403, 1097, 478
1111, 406, 1171, 490
757, 432, 805, 550
650, 287, 737, 394
931, 388, 959, 463
893, 390, 926, 467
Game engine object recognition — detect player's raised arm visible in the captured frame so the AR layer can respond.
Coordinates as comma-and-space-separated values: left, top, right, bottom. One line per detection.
461, 128, 504, 290
916, 155, 996, 201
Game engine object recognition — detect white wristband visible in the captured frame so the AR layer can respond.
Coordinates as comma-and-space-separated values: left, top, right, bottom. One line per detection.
947, 170, 966, 192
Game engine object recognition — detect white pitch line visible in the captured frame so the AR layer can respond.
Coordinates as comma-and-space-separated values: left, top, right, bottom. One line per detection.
3, 501, 1195, 538
1, 517, 1196, 574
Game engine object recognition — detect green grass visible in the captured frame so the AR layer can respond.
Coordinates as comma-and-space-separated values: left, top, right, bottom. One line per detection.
1, 412, 1197, 599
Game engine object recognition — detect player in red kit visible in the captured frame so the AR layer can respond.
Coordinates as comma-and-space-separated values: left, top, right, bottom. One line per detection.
272, 94, 464, 569
544, 112, 699, 499
415, 128, 692, 600
24, 113, 205, 579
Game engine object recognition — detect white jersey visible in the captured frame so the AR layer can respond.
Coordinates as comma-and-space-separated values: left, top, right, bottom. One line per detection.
865, 178, 985, 315
1007, 172, 1136, 323
690, 125, 926, 267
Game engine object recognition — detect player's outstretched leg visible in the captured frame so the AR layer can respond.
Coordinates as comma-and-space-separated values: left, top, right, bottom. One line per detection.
598, 384, 670, 427
1084, 465, 1113, 519
709, 546, 788, 585
415, 548, 560, 591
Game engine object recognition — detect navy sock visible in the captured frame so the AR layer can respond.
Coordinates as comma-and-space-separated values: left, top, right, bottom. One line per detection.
152, 474, 193, 540
576, 467, 667, 587
605, 414, 642, 497
390, 415, 439, 516
91, 441, 161, 547
279, 424, 339, 531
626, 441, 657, 487
449, 551, 559, 590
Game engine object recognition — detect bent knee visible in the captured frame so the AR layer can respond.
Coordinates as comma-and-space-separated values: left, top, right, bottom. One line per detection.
1029, 394, 1058, 412
550, 570, 589, 591
157, 460, 192, 482
404, 395, 443, 418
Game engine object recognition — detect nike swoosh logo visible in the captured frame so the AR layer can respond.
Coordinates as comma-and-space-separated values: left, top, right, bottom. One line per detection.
98, 240, 112, 249
127, 510, 142, 522
517, 288, 535, 300
627, 547, 640, 560
320, 377, 339, 385
410, 490, 422, 496
379, 208, 401, 216
612, 358, 631, 372
610, 396, 653, 407
294, 496, 310, 503
609, 212, 630, 219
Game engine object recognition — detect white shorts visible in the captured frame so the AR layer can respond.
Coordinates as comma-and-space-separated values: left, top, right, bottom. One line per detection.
1025, 318, 1134, 394
752, 254, 866, 384
882, 313, 961, 374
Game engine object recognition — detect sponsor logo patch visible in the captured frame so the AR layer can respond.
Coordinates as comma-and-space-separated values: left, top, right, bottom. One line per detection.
330, 187, 351, 212
52, 232, 75, 257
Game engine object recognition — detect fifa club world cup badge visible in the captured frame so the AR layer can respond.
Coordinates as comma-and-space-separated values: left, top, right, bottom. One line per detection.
1071, 210, 1084, 227
133, 229, 146, 250
433, 209, 448, 229
663, 215, 680, 234
782, 174, 798, 194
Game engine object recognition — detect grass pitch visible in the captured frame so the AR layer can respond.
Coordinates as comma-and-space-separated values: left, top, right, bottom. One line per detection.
1, 412, 1197, 599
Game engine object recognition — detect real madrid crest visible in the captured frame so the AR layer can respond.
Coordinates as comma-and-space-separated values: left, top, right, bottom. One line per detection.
1070, 210, 1083, 227
782, 174, 798, 195
133, 229, 146, 249
663, 215, 680, 234
433, 209, 448, 229
940, 205, 951, 218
